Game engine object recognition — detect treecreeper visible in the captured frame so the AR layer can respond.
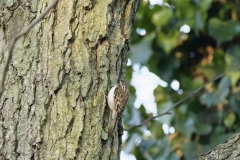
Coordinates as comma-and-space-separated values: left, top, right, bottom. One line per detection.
107, 80, 129, 137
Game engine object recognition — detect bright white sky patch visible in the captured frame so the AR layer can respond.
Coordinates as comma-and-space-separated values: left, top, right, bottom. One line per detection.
149, 0, 173, 8
169, 127, 175, 134
170, 79, 180, 91
127, 58, 132, 66
144, 130, 151, 136
149, 0, 163, 6
131, 64, 168, 114
122, 131, 128, 143
162, 123, 169, 134
121, 151, 136, 160
141, 125, 152, 136
162, 123, 175, 135
180, 24, 191, 33
136, 28, 146, 36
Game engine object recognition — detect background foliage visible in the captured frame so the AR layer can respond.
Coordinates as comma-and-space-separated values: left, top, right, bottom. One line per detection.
123, 0, 240, 159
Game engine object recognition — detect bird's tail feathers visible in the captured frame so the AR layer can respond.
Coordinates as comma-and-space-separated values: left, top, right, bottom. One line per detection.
108, 117, 117, 137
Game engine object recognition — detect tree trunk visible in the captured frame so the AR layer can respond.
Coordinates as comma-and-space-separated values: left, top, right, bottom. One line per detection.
0, 0, 139, 159
196, 132, 240, 160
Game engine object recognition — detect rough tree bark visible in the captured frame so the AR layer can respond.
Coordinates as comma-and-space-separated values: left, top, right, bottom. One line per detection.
197, 132, 240, 160
0, 0, 139, 159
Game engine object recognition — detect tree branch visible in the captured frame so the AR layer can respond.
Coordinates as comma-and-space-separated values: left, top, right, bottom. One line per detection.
0, 0, 59, 97
124, 61, 240, 131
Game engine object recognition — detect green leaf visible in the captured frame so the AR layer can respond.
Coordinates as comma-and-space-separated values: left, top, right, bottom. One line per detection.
152, 7, 172, 26
224, 111, 236, 128
192, 77, 204, 88
194, 10, 203, 35
226, 45, 240, 65
178, 104, 188, 114
201, 65, 216, 80
210, 132, 235, 148
126, 106, 141, 126
152, 137, 172, 160
195, 123, 212, 135
225, 45, 240, 85
152, 55, 179, 80
139, 140, 155, 153
200, 77, 230, 107
199, 0, 212, 11
130, 34, 154, 64
182, 142, 203, 160
124, 133, 140, 153
208, 18, 240, 45
150, 123, 165, 138
230, 96, 240, 118
157, 101, 175, 124
175, 118, 195, 138
200, 92, 216, 108
157, 31, 179, 53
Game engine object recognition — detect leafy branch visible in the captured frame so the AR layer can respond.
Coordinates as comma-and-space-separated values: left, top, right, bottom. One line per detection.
0, 0, 59, 97
124, 61, 240, 131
